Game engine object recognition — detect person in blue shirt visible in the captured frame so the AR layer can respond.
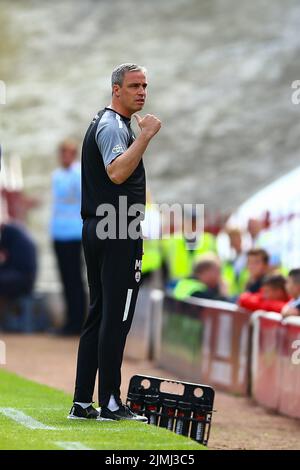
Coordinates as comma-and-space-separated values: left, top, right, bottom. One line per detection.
50, 139, 86, 335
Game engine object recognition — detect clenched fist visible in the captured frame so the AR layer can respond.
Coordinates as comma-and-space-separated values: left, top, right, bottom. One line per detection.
134, 113, 161, 139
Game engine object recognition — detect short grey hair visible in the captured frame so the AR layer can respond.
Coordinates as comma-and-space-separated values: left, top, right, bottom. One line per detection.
111, 63, 146, 87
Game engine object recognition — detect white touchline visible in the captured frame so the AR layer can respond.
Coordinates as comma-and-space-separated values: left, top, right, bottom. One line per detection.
123, 289, 133, 322
55, 441, 92, 450
0, 407, 56, 430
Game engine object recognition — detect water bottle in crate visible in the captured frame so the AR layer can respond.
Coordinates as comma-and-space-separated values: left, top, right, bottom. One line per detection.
126, 374, 215, 446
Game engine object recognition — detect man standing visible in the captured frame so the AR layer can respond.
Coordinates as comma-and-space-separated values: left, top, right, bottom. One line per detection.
51, 139, 86, 335
69, 64, 161, 421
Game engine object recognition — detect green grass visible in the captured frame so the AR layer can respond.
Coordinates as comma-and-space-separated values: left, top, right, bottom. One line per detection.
0, 369, 205, 450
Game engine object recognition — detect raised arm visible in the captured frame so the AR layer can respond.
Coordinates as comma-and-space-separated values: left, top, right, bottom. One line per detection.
107, 114, 161, 185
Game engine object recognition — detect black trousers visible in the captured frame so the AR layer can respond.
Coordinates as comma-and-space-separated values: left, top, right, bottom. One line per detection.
73, 217, 143, 407
53, 240, 86, 334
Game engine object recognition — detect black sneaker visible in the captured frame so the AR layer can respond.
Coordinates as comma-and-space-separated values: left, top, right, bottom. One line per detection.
68, 403, 99, 420
99, 404, 148, 422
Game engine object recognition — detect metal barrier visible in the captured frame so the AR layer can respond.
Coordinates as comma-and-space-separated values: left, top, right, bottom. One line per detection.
251, 311, 282, 410
158, 295, 252, 394
278, 316, 300, 419
125, 290, 300, 421
250, 312, 300, 419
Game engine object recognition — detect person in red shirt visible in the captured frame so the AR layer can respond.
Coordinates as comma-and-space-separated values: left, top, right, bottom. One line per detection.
238, 274, 289, 313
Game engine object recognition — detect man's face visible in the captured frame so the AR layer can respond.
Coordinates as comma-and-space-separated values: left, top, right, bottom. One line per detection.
59, 145, 77, 168
247, 255, 268, 280
229, 232, 242, 252
114, 71, 147, 115
262, 285, 286, 301
247, 218, 263, 238
200, 265, 220, 289
286, 277, 300, 298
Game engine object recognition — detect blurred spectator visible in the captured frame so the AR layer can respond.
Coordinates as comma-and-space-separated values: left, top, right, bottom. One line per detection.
239, 274, 289, 313
245, 248, 270, 293
161, 208, 217, 287
0, 222, 37, 317
173, 254, 229, 301
50, 139, 86, 335
221, 227, 248, 297
248, 216, 282, 269
247, 217, 264, 244
281, 269, 300, 317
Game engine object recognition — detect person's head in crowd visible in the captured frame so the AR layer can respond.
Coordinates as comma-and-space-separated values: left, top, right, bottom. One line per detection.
262, 274, 289, 301
247, 248, 269, 281
58, 139, 78, 169
247, 217, 263, 240
193, 254, 221, 289
286, 269, 300, 300
226, 227, 243, 254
